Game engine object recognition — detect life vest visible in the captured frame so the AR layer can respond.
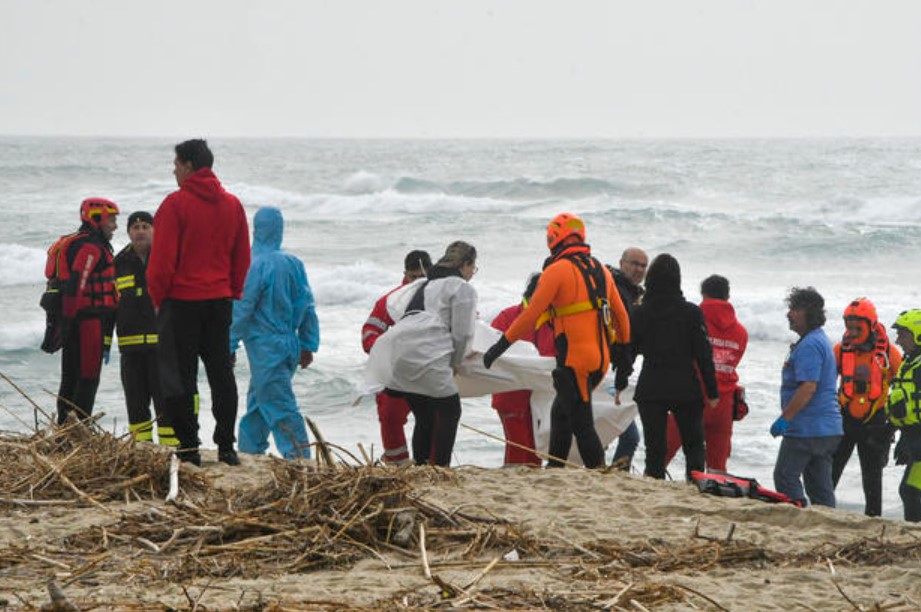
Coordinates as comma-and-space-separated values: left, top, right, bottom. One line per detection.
837, 329, 891, 422
51, 231, 118, 316
888, 353, 921, 428
690, 471, 804, 507
535, 252, 617, 348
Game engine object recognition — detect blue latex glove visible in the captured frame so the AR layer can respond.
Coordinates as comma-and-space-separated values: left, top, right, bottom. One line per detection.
102, 348, 110, 365
770, 416, 789, 438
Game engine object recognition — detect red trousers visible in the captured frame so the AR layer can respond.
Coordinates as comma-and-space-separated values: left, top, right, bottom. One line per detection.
493, 390, 541, 467
376, 392, 412, 464
665, 389, 734, 472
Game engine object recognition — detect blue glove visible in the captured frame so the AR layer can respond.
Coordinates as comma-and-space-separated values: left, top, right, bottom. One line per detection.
102, 348, 110, 365
770, 416, 789, 438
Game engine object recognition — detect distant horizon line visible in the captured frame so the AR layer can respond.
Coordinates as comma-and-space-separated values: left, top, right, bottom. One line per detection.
2, 133, 920, 141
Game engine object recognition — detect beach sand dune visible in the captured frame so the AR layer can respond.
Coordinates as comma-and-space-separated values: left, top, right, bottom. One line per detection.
2, 432, 921, 611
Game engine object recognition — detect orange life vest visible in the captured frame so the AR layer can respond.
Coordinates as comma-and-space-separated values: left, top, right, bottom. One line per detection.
838, 331, 891, 422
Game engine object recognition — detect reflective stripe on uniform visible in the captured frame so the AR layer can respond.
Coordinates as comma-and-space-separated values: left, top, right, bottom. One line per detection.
194, 394, 200, 415
116, 275, 136, 291
535, 299, 597, 329
117, 333, 159, 348
908, 461, 921, 490
364, 317, 390, 332
157, 425, 179, 447
129, 420, 154, 442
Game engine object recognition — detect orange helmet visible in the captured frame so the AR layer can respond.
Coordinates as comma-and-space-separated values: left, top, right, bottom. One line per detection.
546, 212, 585, 250
843, 297, 878, 327
80, 197, 119, 228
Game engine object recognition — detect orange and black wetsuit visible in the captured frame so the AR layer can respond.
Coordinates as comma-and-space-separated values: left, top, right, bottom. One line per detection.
501, 243, 630, 467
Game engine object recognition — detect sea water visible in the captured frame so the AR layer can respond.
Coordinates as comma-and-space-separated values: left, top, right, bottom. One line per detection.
1, 137, 920, 518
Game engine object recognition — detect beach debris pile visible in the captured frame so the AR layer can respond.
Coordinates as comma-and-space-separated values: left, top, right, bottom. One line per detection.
0, 419, 208, 506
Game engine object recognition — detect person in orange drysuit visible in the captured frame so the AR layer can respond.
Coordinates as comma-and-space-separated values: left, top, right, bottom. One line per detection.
483, 213, 630, 468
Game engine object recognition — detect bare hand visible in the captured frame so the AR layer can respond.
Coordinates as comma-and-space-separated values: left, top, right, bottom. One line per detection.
299, 350, 314, 369
708, 397, 720, 409
614, 389, 623, 406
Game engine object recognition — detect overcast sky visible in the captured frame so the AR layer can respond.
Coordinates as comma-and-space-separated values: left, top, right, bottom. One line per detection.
2, 0, 919, 138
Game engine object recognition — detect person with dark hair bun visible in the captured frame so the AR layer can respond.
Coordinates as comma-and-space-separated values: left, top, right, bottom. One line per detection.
629, 253, 719, 480
771, 286, 843, 507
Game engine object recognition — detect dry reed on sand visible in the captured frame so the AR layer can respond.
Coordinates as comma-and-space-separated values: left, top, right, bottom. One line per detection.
0, 420, 209, 505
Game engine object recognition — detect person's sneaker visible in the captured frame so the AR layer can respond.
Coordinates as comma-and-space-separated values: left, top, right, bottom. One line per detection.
218, 449, 241, 466
178, 450, 202, 467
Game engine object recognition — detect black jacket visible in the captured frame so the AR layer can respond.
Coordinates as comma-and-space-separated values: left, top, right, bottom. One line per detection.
631, 293, 719, 403
608, 266, 644, 390
114, 245, 157, 352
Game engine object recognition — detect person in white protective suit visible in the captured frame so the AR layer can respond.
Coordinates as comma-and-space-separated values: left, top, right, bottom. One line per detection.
369, 241, 478, 466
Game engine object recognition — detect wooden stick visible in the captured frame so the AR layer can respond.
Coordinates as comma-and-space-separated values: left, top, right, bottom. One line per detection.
0, 370, 54, 424
305, 417, 334, 468
419, 523, 432, 579
460, 422, 585, 469
29, 447, 111, 513
166, 453, 180, 502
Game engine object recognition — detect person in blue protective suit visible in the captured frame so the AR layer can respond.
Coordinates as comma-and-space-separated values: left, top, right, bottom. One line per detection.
230, 207, 320, 460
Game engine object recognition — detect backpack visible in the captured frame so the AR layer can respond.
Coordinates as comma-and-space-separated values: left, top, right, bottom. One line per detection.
39, 232, 84, 353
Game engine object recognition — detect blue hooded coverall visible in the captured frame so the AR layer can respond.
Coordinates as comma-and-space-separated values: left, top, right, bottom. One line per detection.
231, 207, 320, 459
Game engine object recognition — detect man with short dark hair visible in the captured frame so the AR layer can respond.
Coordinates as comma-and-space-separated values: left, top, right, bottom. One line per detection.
148, 139, 251, 466
665, 274, 748, 472
771, 286, 843, 507
115, 211, 176, 446
361, 250, 432, 465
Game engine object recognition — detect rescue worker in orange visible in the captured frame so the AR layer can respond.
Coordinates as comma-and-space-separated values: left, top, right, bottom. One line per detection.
483, 213, 630, 468
831, 297, 901, 516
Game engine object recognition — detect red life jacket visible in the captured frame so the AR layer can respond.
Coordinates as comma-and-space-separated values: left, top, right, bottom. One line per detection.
48, 231, 118, 317
838, 326, 891, 422
690, 471, 804, 507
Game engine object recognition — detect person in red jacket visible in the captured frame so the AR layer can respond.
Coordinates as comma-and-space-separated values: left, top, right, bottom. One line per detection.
361, 250, 432, 465
665, 274, 748, 472
148, 139, 251, 466
490, 273, 556, 466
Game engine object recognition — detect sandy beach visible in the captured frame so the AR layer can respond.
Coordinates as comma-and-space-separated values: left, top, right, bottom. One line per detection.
2, 425, 921, 611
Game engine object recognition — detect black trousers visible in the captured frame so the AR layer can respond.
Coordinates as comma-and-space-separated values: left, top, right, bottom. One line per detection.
157, 298, 238, 452
831, 417, 892, 517
639, 399, 705, 480
121, 349, 170, 437
547, 367, 604, 469
57, 317, 103, 424
391, 391, 461, 467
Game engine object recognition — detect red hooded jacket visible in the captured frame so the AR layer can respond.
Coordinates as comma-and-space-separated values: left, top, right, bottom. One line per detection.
700, 298, 748, 393
148, 168, 250, 307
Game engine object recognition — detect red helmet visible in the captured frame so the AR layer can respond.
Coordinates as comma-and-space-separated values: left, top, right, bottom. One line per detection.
843, 297, 878, 327
80, 197, 119, 227
546, 212, 585, 250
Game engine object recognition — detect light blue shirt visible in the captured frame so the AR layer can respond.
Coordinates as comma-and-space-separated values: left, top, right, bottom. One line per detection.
780, 327, 842, 437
